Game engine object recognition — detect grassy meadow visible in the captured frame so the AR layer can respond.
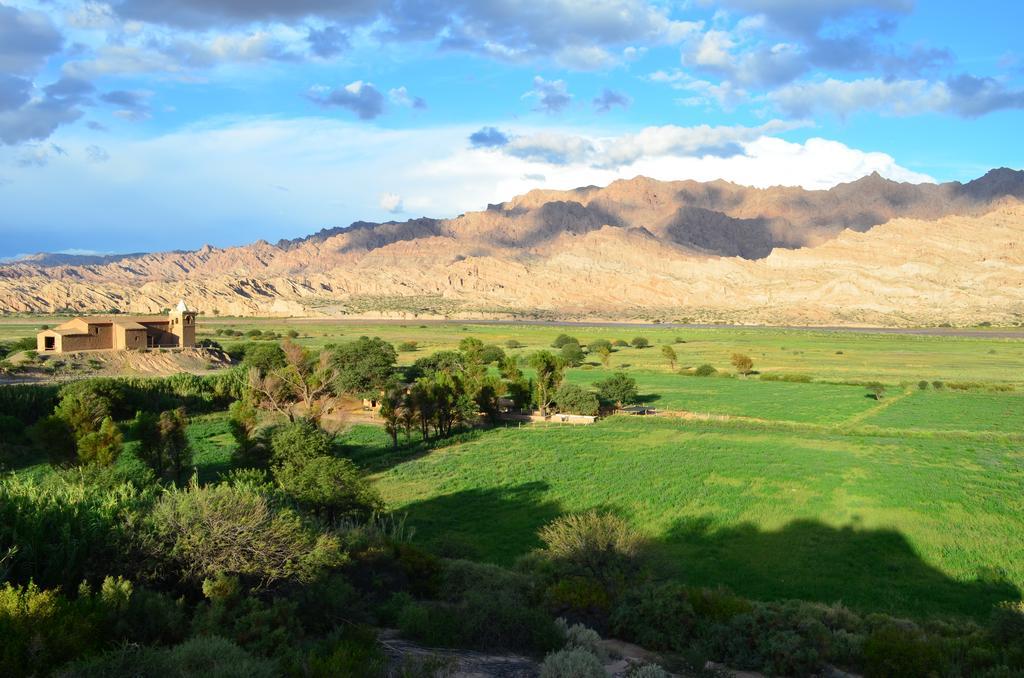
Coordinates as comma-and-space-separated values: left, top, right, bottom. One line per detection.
3, 316, 1022, 621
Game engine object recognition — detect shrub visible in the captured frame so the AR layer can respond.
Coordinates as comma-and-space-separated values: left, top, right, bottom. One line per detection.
55, 388, 111, 438
540, 648, 606, 678
612, 339, 629, 347
629, 665, 670, 678
240, 342, 284, 373
731, 353, 754, 375
63, 636, 276, 678
560, 342, 585, 367
865, 381, 886, 400
480, 344, 506, 365
990, 600, 1024, 644
148, 480, 342, 589
397, 340, 418, 352
228, 399, 267, 468
29, 415, 77, 465
611, 582, 695, 651
286, 329, 300, 338
269, 419, 333, 466
551, 334, 578, 349
593, 372, 638, 407
918, 380, 929, 390
556, 618, 608, 661
759, 373, 812, 383
932, 380, 944, 389
587, 339, 612, 354
693, 363, 717, 377
630, 337, 650, 349
538, 511, 644, 583
862, 623, 942, 677
75, 417, 123, 466
274, 455, 383, 520
554, 384, 600, 416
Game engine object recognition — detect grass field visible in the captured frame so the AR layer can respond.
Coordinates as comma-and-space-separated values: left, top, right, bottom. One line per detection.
3, 317, 1022, 621
365, 416, 1024, 620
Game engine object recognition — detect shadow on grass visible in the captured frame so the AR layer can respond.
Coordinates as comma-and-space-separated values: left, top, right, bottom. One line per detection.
635, 393, 662, 405
400, 482, 562, 565
654, 517, 1020, 619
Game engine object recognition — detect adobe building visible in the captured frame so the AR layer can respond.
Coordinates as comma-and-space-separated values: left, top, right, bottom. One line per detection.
37, 300, 197, 354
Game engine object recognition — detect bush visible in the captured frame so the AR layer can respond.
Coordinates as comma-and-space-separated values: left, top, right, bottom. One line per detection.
611, 582, 695, 651
556, 618, 608, 661
551, 334, 578, 349
269, 419, 333, 466
559, 342, 585, 367
612, 339, 629, 347
397, 341, 418, 352
480, 344, 506, 365
242, 343, 286, 373
918, 380, 929, 390
629, 665, 670, 678
932, 380, 944, 389
990, 600, 1024, 645
148, 480, 342, 589
29, 414, 77, 465
630, 337, 650, 349
274, 455, 383, 520
554, 384, 600, 416
693, 363, 717, 377
63, 635, 276, 678
506, 339, 525, 349
731, 353, 754, 375
862, 623, 942, 677
593, 372, 638, 407
865, 381, 886, 400
759, 373, 812, 383
587, 339, 612, 354
538, 512, 644, 584
55, 388, 112, 438
76, 417, 123, 466
540, 648, 606, 678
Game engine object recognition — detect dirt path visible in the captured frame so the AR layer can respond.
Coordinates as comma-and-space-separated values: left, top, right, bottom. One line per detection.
841, 388, 913, 427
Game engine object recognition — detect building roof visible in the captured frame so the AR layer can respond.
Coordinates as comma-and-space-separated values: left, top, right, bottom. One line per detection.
112, 320, 148, 330
59, 315, 171, 327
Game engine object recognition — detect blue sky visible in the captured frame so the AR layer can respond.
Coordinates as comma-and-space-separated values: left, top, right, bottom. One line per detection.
0, 0, 1022, 258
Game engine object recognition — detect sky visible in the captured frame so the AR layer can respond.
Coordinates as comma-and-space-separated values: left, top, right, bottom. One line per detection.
0, 1, 1022, 258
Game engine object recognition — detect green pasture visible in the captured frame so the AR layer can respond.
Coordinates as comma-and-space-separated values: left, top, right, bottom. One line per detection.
367, 416, 1024, 619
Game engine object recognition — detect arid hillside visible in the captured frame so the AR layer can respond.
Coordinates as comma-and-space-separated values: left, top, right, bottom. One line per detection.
1, 169, 1023, 326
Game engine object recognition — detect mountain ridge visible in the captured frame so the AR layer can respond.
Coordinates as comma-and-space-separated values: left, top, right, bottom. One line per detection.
1, 169, 1022, 326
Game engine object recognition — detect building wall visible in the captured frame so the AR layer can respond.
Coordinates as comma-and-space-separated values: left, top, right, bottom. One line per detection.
37, 333, 59, 353
168, 312, 197, 348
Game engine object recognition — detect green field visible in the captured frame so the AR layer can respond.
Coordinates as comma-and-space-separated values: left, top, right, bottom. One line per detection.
367, 416, 1024, 619
4, 317, 1023, 621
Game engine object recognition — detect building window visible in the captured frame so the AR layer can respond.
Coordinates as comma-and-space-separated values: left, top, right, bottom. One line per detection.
44, 336, 55, 351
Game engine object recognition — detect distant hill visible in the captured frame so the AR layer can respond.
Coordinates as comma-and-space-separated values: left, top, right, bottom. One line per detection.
1, 169, 1022, 326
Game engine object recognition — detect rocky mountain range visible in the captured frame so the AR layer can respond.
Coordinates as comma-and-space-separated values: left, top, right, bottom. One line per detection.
2, 169, 1023, 326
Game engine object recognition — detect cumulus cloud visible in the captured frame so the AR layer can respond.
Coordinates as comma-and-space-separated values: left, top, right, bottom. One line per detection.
101, 89, 153, 120
0, 5, 63, 74
481, 120, 810, 169
307, 81, 385, 119
389, 86, 426, 109
112, 0, 698, 69
0, 77, 92, 146
525, 76, 572, 114
593, 88, 632, 113
468, 126, 509, 148
769, 76, 1024, 118
0, 117, 933, 255
378, 192, 404, 213
306, 24, 350, 58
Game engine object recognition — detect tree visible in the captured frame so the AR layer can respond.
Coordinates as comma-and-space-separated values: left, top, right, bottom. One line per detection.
554, 384, 600, 416
594, 372, 638, 407
274, 455, 383, 521
529, 351, 565, 416
587, 339, 612, 354
731, 353, 754, 375
330, 336, 397, 398
133, 411, 164, 476
551, 334, 578, 349
479, 344, 506, 365
560, 341, 585, 367
228, 398, 265, 468
248, 340, 339, 422
158, 408, 193, 483
269, 419, 333, 467
54, 389, 111, 438
76, 417, 122, 466
458, 337, 485, 363
630, 337, 650, 349
29, 415, 76, 465
379, 386, 404, 449
866, 381, 886, 400
596, 345, 612, 367
661, 345, 677, 371
242, 343, 286, 373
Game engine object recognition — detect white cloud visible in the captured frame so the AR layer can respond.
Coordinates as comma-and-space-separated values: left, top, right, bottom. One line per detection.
0, 118, 932, 253
378, 192, 404, 213
769, 77, 951, 117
